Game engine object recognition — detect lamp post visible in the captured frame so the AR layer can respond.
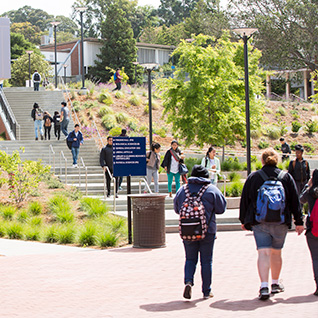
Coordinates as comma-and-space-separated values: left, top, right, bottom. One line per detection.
132, 61, 139, 84
76, 7, 87, 90
140, 63, 158, 147
232, 28, 258, 176
26, 50, 33, 87
50, 21, 61, 89
63, 64, 68, 85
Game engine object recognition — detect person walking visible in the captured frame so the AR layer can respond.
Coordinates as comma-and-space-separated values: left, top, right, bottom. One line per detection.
288, 144, 310, 194
100, 136, 118, 198
43, 111, 53, 140
145, 142, 161, 193
299, 169, 318, 296
31, 103, 44, 140
60, 102, 70, 137
240, 148, 304, 301
53, 111, 61, 140
201, 147, 221, 185
32, 70, 41, 91
279, 137, 291, 162
67, 124, 83, 168
174, 165, 226, 299
112, 68, 122, 91
161, 140, 184, 197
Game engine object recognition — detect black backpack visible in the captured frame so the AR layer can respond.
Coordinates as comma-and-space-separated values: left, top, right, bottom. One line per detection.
34, 73, 40, 81
66, 134, 73, 150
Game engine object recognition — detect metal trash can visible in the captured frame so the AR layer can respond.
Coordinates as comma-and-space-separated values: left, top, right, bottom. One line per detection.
129, 194, 166, 248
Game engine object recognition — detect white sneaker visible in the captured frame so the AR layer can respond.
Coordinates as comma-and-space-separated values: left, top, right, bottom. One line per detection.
72, 164, 78, 168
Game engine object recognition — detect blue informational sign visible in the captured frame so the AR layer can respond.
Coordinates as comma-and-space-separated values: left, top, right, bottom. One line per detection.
113, 137, 147, 177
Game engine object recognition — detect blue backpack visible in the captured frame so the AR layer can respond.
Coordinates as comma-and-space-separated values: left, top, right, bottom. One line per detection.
256, 170, 286, 224
113, 72, 117, 81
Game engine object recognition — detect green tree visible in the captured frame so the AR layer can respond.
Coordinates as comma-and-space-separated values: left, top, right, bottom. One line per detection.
228, 0, 318, 71
92, 3, 137, 83
55, 15, 79, 35
10, 32, 37, 60
10, 53, 52, 87
156, 33, 265, 147
11, 22, 42, 45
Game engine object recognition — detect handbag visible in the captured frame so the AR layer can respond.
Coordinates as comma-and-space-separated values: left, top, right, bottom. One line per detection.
178, 163, 188, 175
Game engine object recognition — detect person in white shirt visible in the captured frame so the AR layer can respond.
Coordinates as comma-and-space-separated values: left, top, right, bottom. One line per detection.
201, 147, 221, 185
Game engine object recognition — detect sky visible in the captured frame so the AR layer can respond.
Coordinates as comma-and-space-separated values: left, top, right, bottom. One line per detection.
0, 0, 228, 18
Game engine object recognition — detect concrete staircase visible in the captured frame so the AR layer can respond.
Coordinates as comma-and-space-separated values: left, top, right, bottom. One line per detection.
1, 87, 241, 232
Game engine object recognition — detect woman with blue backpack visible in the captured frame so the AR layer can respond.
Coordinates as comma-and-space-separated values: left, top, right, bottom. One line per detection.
240, 148, 304, 301
300, 169, 318, 296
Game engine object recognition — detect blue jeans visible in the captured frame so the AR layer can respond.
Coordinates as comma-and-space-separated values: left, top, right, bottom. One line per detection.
34, 120, 43, 139
61, 119, 69, 136
71, 147, 79, 164
34, 82, 39, 91
183, 233, 216, 296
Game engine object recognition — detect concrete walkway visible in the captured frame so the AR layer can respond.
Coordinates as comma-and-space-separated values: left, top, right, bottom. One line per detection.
0, 231, 317, 317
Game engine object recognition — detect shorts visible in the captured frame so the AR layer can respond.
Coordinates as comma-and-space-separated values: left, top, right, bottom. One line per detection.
253, 223, 288, 250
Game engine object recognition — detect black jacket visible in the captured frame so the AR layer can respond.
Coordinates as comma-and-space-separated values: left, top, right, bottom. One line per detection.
281, 142, 291, 155
100, 144, 113, 171
300, 185, 318, 233
288, 158, 310, 184
239, 165, 303, 230
161, 148, 183, 173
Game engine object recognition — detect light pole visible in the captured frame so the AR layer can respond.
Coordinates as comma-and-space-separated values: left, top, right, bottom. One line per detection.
232, 28, 258, 176
132, 61, 139, 85
76, 7, 87, 90
63, 64, 68, 85
50, 21, 61, 89
26, 50, 33, 87
140, 63, 158, 147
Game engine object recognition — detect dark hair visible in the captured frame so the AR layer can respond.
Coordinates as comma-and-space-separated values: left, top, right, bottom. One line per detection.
121, 129, 127, 136
171, 140, 179, 146
206, 146, 215, 157
107, 136, 113, 140
191, 165, 209, 179
33, 103, 39, 109
309, 169, 318, 197
279, 137, 285, 142
151, 142, 161, 151
75, 124, 79, 128
54, 111, 59, 115
295, 144, 304, 152
61, 102, 67, 106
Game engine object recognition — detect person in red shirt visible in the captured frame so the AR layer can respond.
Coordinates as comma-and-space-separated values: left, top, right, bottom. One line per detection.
113, 68, 122, 91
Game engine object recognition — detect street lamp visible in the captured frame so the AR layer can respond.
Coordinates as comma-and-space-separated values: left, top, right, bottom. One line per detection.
63, 64, 68, 85
232, 28, 258, 176
140, 63, 158, 147
76, 6, 87, 90
50, 21, 61, 89
26, 50, 33, 88
132, 61, 139, 85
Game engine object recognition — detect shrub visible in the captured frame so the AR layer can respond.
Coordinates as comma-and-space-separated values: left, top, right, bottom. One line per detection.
250, 129, 262, 139
43, 225, 58, 243
291, 121, 302, 133
28, 201, 43, 216
220, 157, 244, 171
56, 225, 75, 244
97, 230, 118, 247
98, 106, 114, 117
115, 112, 130, 125
276, 106, 286, 116
258, 139, 269, 149
17, 210, 29, 223
305, 120, 318, 134
48, 194, 71, 214
6, 222, 23, 239
80, 197, 108, 218
24, 226, 40, 241
252, 160, 263, 171
265, 125, 281, 139
128, 94, 142, 106
302, 106, 308, 111
290, 141, 298, 151
109, 127, 122, 136
1, 205, 16, 220
184, 157, 201, 177
228, 172, 241, 182
108, 216, 126, 233
78, 223, 97, 246
29, 216, 43, 226
56, 210, 75, 223
303, 143, 315, 153
61, 187, 82, 201
46, 176, 64, 189
101, 114, 117, 130
98, 92, 113, 105
222, 181, 244, 197
0, 222, 6, 237
144, 105, 149, 114
128, 119, 138, 131
115, 91, 125, 99
153, 127, 167, 138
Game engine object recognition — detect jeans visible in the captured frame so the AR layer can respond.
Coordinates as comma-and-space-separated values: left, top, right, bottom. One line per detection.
34, 82, 39, 91
44, 126, 51, 140
54, 124, 61, 140
113, 82, 121, 91
146, 167, 159, 193
306, 231, 318, 286
167, 172, 180, 193
34, 120, 43, 139
61, 119, 69, 137
71, 147, 79, 165
183, 234, 216, 296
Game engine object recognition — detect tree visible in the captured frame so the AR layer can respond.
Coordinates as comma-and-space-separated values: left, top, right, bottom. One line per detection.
228, 0, 318, 71
10, 53, 52, 87
11, 22, 42, 45
10, 33, 37, 60
92, 3, 137, 83
55, 15, 79, 35
156, 33, 265, 147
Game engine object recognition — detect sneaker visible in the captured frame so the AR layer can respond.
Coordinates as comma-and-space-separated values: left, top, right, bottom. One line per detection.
203, 292, 214, 299
72, 164, 78, 168
40, 135, 44, 140
183, 283, 192, 300
115, 194, 119, 198
35, 137, 38, 141
271, 283, 284, 294
107, 194, 111, 198
119, 186, 123, 190
259, 287, 270, 300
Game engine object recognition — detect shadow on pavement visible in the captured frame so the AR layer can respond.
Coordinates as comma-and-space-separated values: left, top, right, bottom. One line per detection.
211, 294, 317, 311
109, 246, 154, 253
140, 299, 205, 312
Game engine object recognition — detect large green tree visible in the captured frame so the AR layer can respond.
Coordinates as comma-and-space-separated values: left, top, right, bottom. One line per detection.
11, 22, 42, 45
92, 2, 137, 83
10, 33, 37, 60
228, 0, 318, 71
156, 33, 265, 147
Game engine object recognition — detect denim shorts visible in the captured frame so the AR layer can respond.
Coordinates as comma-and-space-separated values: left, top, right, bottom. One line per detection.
253, 223, 288, 250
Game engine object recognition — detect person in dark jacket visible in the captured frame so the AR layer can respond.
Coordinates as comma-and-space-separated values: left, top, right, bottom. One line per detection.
53, 111, 61, 140
67, 124, 83, 168
279, 137, 291, 161
43, 111, 53, 140
300, 169, 318, 296
174, 165, 227, 300
240, 148, 304, 301
100, 136, 118, 197
161, 140, 184, 197
288, 144, 310, 194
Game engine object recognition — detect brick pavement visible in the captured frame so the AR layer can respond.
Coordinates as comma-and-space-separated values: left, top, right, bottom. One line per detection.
0, 231, 317, 318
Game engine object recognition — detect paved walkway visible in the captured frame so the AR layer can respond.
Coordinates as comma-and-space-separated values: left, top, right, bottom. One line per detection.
0, 231, 317, 317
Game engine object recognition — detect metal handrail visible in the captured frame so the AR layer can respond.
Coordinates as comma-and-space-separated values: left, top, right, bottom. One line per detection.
139, 178, 153, 194
80, 157, 88, 195
104, 166, 117, 212
60, 150, 67, 184
290, 93, 306, 102
49, 144, 56, 171
270, 92, 283, 100
92, 119, 104, 148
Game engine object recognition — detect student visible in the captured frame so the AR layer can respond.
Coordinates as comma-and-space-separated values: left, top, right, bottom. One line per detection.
112, 68, 122, 91
32, 70, 41, 91
145, 142, 161, 193
31, 103, 44, 140
279, 137, 291, 161
53, 111, 61, 140
201, 147, 221, 185
60, 102, 70, 137
67, 124, 83, 168
43, 111, 53, 140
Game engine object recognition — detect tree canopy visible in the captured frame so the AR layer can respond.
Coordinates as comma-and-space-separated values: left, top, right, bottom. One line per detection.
156, 33, 265, 147
10, 33, 37, 60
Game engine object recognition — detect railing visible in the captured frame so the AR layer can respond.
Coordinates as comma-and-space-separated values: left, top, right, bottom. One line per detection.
79, 157, 88, 195
60, 150, 67, 184
290, 93, 306, 102
139, 178, 152, 194
49, 144, 56, 171
0, 88, 20, 140
92, 119, 104, 148
104, 166, 117, 212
